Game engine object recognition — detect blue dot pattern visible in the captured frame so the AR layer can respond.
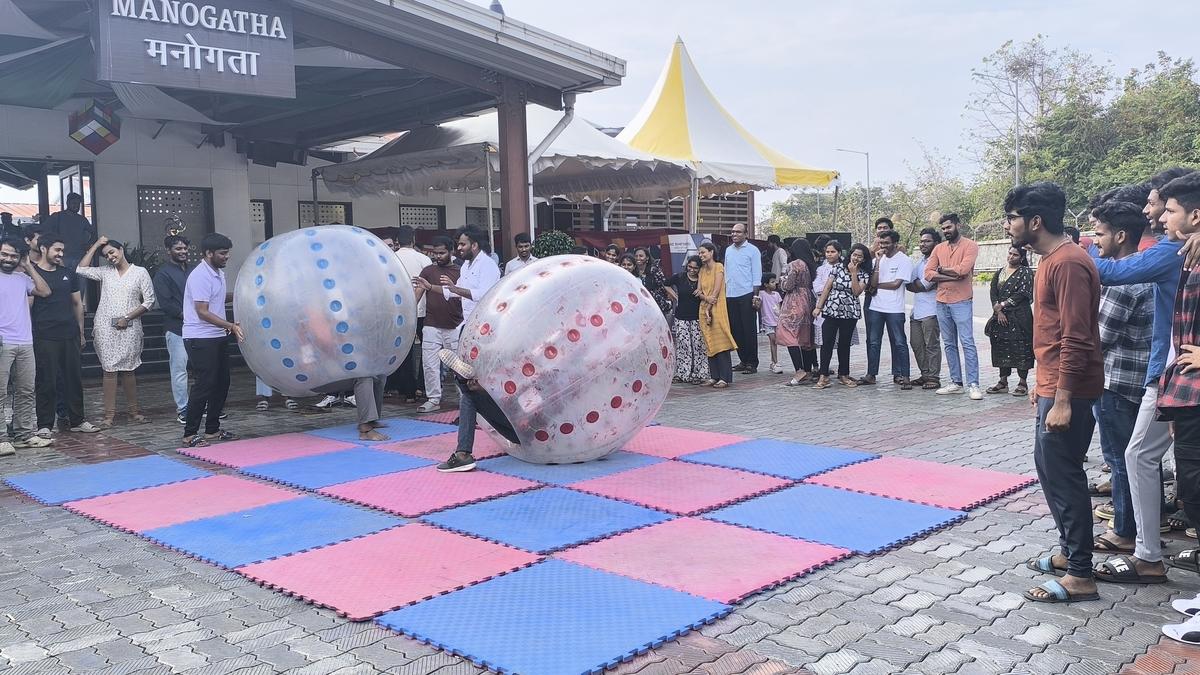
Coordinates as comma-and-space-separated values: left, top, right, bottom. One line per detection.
330, 300, 343, 312
336, 321, 349, 334
317, 259, 329, 270
270, 339, 282, 350
282, 358, 294, 368
261, 318, 272, 329
341, 344, 354, 354
323, 279, 335, 290
345, 362, 357, 371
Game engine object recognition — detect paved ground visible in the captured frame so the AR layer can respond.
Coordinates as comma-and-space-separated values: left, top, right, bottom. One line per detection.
3, 309, 1200, 675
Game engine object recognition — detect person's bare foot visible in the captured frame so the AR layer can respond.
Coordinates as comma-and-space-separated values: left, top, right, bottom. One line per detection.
370, 420, 388, 429
358, 426, 388, 441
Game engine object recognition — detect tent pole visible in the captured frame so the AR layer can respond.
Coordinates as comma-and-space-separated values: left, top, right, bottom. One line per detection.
310, 170, 320, 226
831, 185, 840, 231
602, 200, 619, 232
688, 169, 699, 234
484, 144, 495, 254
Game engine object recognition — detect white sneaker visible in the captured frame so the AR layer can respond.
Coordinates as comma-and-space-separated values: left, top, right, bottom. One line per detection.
417, 400, 440, 414
0, 442, 14, 457
968, 385, 984, 400
1172, 596, 1200, 618
1163, 614, 1200, 645
35, 428, 52, 439
344, 395, 357, 408
70, 422, 102, 434
315, 394, 339, 409
935, 383, 963, 395
769, 363, 784, 374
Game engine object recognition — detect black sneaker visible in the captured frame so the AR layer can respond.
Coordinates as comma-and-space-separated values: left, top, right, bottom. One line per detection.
177, 410, 187, 424
437, 451, 477, 473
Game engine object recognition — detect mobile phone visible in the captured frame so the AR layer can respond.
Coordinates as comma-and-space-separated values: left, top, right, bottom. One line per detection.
111, 318, 122, 327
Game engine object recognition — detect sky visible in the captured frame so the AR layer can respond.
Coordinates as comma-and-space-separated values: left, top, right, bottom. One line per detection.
486, 0, 1199, 215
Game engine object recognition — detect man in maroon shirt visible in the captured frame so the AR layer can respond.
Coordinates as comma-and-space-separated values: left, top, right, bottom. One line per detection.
1004, 181, 1105, 604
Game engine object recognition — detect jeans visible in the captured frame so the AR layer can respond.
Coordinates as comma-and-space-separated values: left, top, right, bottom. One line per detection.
910, 315, 941, 381
183, 337, 230, 437
935, 300, 979, 386
1126, 383, 1175, 562
33, 338, 84, 429
1034, 396, 1097, 578
0, 343, 35, 441
1171, 409, 1200, 547
726, 293, 759, 368
1097, 389, 1139, 539
819, 317, 855, 377
865, 309, 909, 378
165, 331, 189, 414
421, 325, 459, 403
456, 377, 519, 454
255, 376, 272, 398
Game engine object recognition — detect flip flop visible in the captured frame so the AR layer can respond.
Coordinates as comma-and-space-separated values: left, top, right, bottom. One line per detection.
1094, 555, 1168, 584
1023, 579, 1099, 604
1026, 555, 1067, 577
1163, 617, 1200, 645
1093, 534, 1135, 554
1168, 549, 1200, 573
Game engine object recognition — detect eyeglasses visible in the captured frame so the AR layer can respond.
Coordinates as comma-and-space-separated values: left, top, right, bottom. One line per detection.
1004, 212, 1024, 223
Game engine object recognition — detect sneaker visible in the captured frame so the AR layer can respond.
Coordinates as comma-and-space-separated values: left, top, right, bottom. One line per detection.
0, 442, 14, 457
968, 385, 984, 400
417, 400, 440, 414
1162, 615, 1200, 645
285, 399, 299, 410
345, 395, 357, 408
177, 410, 187, 424
14, 436, 52, 449
70, 422, 102, 434
769, 363, 784, 374
315, 395, 339, 409
437, 451, 477, 473
35, 428, 52, 439
219, 412, 228, 420
256, 399, 269, 412
935, 383, 963, 395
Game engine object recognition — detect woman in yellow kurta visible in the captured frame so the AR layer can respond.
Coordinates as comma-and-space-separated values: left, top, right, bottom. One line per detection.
696, 242, 738, 388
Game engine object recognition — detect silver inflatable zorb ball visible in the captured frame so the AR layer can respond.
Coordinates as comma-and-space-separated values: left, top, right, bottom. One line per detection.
460, 254, 674, 464
233, 225, 417, 398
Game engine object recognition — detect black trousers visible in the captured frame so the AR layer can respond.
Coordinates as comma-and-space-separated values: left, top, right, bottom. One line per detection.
1034, 396, 1097, 577
787, 346, 818, 373
819, 318, 855, 377
1172, 409, 1200, 547
387, 317, 424, 395
707, 350, 734, 383
726, 293, 759, 368
183, 337, 230, 437
33, 338, 84, 429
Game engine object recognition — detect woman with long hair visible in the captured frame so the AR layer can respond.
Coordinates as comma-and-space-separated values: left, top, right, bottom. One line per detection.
617, 253, 637, 275
664, 255, 709, 383
812, 242, 871, 389
633, 246, 677, 317
77, 236, 155, 427
777, 237, 818, 385
985, 245, 1035, 395
696, 242, 738, 387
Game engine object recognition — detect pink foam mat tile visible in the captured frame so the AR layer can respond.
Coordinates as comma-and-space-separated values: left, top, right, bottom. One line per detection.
63, 475, 301, 532
376, 431, 507, 462
236, 523, 540, 620
320, 467, 540, 517
178, 433, 359, 468
622, 426, 749, 459
807, 456, 1038, 510
420, 411, 460, 426
557, 518, 849, 603
571, 461, 791, 515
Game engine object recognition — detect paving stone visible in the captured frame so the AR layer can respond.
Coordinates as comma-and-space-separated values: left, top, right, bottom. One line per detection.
807, 649, 867, 675
1, 642, 50, 663
1015, 622, 1068, 647
55, 646, 109, 671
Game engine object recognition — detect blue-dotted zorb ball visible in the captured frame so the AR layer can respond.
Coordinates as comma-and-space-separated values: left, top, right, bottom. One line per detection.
233, 225, 417, 398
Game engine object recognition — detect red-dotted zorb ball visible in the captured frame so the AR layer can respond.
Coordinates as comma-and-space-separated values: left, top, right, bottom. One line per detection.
461, 254, 673, 464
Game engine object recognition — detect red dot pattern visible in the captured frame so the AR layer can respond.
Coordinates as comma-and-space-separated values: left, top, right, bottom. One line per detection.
610, 302, 623, 314
496, 302, 508, 312
522, 363, 536, 377
480, 323, 491, 336
590, 315, 604, 327
586, 411, 600, 423
567, 329, 581, 342
470, 346, 479, 360
503, 381, 517, 395
535, 430, 549, 442
649, 363, 658, 376
628, 293, 639, 304
559, 423, 574, 434
610, 396, 623, 408
661, 346, 669, 359
632, 380, 643, 393
544, 346, 558, 359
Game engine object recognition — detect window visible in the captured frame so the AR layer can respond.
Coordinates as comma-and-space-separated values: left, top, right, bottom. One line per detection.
299, 201, 352, 227
400, 205, 445, 229
250, 199, 273, 240
137, 186, 214, 262
465, 207, 502, 231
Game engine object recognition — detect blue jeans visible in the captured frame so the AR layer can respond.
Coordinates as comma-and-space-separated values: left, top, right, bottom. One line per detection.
165, 331, 189, 414
935, 300, 979, 386
865, 309, 909, 378
1097, 389, 1139, 539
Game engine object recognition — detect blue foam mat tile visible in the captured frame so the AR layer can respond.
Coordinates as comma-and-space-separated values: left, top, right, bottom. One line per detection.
421, 487, 671, 553
242, 447, 432, 490
143, 496, 404, 568
478, 451, 662, 485
377, 560, 729, 675
306, 417, 449, 444
4, 455, 210, 505
680, 439, 877, 480
707, 484, 966, 555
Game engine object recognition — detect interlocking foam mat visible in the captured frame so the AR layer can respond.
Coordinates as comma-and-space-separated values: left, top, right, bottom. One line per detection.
306, 417, 450, 444
237, 524, 539, 621
557, 518, 850, 603
681, 439, 877, 480
807, 455, 1038, 510
708, 484, 966, 554
477, 451, 661, 485
241, 448, 433, 490
376, 560, 730, 675
5, 456, 209, 505
64, 475, 299, 532
178, 433, 359, 468
143, 497, 403, 568
571, 461, 791, 515
421, 487, 670, 553
622, 426, 749, 459
320, 467, 539, 517
377, 430, 508, 461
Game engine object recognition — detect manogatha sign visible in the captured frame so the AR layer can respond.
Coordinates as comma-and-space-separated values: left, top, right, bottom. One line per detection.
95, 0, 296, 99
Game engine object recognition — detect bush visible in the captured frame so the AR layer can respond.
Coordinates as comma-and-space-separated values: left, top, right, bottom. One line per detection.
531, 230, 575, 258
974, 271, 995, 284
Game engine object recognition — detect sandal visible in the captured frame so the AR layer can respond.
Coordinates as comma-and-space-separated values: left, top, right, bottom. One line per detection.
204, 430, 239, 442
1095, 555, 1168, 584
813, 376, 832, 390
838, 376, 858, 388
1168, 549, 1200, 573
1169, 512, 1191, 531
986, 383, 1008, 394
1026, 555, 1067, 577
183, 435, 208, 448
712, 380, 729, 389
1088, 480, 1112, 496
129, 414, 149, 425
285, 399, 299, 410
256, 400, 269, 412
1012, 383, 1028, 396
1023, 579, 1099, 604
1093, 534, 1135, 554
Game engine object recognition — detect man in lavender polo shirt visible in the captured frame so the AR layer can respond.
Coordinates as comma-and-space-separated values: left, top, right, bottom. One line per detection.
181, 233, 243, 447
1, 238, 52, 456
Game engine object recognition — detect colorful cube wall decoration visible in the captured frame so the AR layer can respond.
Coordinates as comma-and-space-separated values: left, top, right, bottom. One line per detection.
69, 101, 121, 155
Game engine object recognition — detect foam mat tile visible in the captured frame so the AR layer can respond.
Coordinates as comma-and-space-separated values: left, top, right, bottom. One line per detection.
681, 439, 876, 480
320, 467, 539, 517
621, 426, 749, 459
807, 456, 1037, 510
178, 433, 358, 468
570, 461, 790, 515
5, 456, 208, 505
306, 418, 449, 444
242, 448, 432, 490
478, 451, 661, 486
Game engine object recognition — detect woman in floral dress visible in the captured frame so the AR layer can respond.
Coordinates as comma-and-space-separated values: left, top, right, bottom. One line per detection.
663, 255, 709, 383
777, 238, 817, 385
77, 236, 156, 427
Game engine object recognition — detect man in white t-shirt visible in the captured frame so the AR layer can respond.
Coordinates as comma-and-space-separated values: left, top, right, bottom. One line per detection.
907, 227, 942, 390
390, 226, 432, 402
861, 228, 913, 388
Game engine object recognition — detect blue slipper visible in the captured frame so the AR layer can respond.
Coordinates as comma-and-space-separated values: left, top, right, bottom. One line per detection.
1023, 579, 1100, 603
1026, 555, 1066, 577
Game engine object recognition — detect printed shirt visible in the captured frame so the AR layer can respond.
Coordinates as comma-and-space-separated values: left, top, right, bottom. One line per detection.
822, 265, 869, 320
182, 260, 227, 339
1098, 281, 1154, 404
1160, 265, 1200, 410
723, 242, 762, 297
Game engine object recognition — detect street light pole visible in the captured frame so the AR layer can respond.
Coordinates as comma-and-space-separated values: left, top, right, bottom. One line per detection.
836, 148, 870, 236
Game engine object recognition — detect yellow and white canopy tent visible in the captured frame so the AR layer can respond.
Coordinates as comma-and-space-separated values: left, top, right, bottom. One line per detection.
618, 38, 839, 231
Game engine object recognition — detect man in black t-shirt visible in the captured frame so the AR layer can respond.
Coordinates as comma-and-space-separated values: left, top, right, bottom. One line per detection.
30, 237, 100, 435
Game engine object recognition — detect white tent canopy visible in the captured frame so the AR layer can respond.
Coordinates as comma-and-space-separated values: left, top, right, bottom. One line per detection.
318, 106, 695, 202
